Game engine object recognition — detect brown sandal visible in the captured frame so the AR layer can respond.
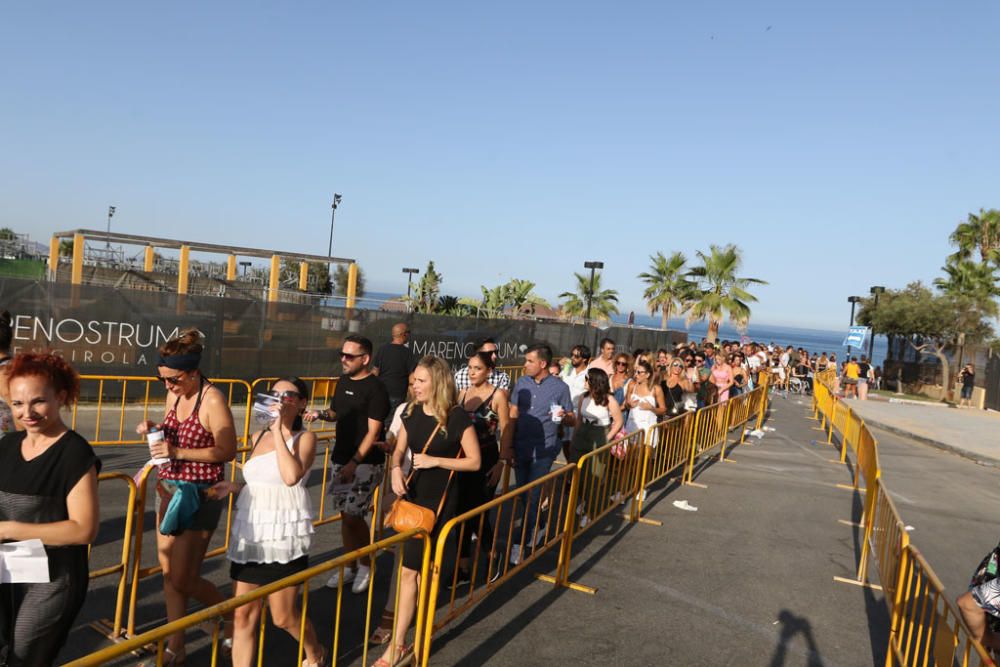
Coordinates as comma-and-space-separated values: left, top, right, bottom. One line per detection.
371, 643, 410, 667
369, 610, 395, 645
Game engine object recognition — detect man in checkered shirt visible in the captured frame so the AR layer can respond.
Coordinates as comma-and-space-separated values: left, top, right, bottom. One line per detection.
454, 337, 511, 391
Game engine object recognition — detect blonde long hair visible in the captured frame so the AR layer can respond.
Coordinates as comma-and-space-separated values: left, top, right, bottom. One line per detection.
406, 356, 457, 431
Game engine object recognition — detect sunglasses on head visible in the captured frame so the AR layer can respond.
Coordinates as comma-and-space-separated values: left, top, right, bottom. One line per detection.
156, 373, 185, 385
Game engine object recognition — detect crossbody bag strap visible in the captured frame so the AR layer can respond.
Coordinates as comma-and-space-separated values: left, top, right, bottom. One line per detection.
433, 448, 464, 519
403, 423, 442, 487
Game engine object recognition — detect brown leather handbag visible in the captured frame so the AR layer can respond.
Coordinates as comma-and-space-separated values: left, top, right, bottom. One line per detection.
384, 423, 458, 534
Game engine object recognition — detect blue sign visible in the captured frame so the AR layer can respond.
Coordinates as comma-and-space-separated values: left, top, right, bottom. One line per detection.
843, 326, 869, 348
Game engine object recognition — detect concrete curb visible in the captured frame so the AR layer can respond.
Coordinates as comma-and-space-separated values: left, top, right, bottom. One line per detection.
862, 417, 1000, 469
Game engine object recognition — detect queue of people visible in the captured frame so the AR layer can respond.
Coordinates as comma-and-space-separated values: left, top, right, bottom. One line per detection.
0, 319, 931, 665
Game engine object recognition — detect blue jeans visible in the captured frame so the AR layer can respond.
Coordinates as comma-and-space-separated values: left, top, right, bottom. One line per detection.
513, 455, 556, 548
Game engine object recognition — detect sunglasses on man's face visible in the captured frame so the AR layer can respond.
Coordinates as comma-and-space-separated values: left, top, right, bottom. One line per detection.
157, 373, 185, 385
340, 351, 365, 360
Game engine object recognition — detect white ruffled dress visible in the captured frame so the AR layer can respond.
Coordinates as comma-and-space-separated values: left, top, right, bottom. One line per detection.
228, 432, 314, 564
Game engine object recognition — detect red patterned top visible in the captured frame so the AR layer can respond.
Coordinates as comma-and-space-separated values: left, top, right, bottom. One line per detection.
158, 383, 223, 483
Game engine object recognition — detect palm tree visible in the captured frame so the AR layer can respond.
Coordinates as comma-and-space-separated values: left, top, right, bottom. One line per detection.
503, 278, 550, 316
949, 208, 1000, 266
638, 251, 694, 330
559, 272, 619, 322
686, 244, 767, 343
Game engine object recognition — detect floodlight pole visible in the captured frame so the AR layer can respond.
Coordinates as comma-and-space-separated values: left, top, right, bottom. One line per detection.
583, 261, 604, 322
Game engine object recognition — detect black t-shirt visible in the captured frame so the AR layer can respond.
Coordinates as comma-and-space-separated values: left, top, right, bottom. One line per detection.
0, 430, 101, 575
962, 369, 975, 388
858, 362, 871, 380
331, 374, 390, 465
372, 343, 415, 401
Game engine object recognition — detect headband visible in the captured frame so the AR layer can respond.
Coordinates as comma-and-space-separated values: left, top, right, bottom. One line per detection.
157, 352, 202, 371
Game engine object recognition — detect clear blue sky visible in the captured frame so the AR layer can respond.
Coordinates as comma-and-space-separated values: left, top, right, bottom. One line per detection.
3, 2, 998, 330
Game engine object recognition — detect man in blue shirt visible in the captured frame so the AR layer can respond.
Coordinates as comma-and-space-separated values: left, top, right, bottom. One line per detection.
508, 343, 574, 564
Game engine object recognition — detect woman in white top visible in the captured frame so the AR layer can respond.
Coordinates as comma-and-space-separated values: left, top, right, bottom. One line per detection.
625, 360, 666, 434
212, 378, 325, 667
569, 369, 624, 463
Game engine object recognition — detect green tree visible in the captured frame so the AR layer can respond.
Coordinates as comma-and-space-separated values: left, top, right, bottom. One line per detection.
279, 260, 333, 293
0, 228, 16, 240
638, 251, 694, 330
332, 264, 365, 297
685, 244, 767, 343
857, 282, 995, 399
59, 240, 74, 257
559, 271, 619, 322
410, 261, 442, 314
436, 295, 474, 316
504, 278, 550, 316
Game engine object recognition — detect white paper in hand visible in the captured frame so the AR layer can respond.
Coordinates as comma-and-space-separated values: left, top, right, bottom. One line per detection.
0, 539, 50, 583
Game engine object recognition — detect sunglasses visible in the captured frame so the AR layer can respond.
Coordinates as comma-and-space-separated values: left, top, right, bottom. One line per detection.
482, 349, 499, 356
615, 361, 628, 367
267, 390, 302, 401
671, 362, 684, 368
340, 351, 365, 360
635, 369, 648, 375
156, 373, 185, 385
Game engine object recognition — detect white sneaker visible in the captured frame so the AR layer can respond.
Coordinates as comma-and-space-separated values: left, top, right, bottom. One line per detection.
579, 515, 589, 529
326, 568, 356, 589
509, 544, 521, 566
351, 565, 371, 594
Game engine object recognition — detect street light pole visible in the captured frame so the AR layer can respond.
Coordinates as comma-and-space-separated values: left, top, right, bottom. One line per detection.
583, 260, 604, 322
106, 206, 116, 249
868, 286, 885, 362
847, 295, 862, 362
327, 193, 342, 285
402, 267, 419, 299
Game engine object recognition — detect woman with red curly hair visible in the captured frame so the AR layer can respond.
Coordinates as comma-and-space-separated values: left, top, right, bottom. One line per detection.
0, 352, 100, 666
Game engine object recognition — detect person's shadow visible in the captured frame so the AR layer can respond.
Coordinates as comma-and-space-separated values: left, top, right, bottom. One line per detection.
769, 609, 824, 666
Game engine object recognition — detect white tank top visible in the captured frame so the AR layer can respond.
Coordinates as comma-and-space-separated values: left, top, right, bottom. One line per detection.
228, 431, 314, 564
579, 396, 611, 427
626, 391, 658, 431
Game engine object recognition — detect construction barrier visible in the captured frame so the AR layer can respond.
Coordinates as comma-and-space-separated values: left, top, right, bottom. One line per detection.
420, 463, 578, 665
633, 412, 692, 521
813, 372, 994, 664
572, 429, 645, 535
88, 472, 139, 641
684, 400, 731, 483
888, 545, 994, 666
66, 528, 432, 667
71, 376, 254, 447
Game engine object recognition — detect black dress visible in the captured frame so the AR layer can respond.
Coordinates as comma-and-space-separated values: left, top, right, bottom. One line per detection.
0, 430, 101, 667
401, 406, 471, 570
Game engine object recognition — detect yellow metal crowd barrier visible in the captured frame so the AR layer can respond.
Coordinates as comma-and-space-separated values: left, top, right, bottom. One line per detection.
813, 371, 994, 664
888, 545, 995, 666
420, 463, 578, 665
71, 376, 254, 447
66, 528, 432, 667
88, 472, 139, 641
74, 370, 778, 665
